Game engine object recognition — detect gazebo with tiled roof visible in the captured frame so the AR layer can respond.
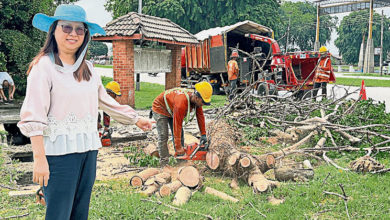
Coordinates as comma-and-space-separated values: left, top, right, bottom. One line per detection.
93, 12, 198, 107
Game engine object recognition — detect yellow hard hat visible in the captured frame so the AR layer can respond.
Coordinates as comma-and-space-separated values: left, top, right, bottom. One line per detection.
105, 81, 121, 96
319, 46, 328, 53
194, 81, 213, 105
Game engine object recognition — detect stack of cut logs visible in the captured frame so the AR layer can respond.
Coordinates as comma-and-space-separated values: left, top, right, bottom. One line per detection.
205, 120, 280, 193
130, 165, 240, 205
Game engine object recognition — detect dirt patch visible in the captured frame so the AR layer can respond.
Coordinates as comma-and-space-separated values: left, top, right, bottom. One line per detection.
96, 132, 201, 181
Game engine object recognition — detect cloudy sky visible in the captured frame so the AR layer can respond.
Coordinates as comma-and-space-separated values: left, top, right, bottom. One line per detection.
76, 0, 390, 56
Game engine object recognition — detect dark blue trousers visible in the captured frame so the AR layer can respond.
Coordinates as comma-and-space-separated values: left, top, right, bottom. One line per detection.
43, 150, 98, 220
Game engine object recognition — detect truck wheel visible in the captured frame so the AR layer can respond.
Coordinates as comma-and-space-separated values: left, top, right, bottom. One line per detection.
212, 83, 221, 95
257, 83, 267, 96
4, 123, 30, 146
257, 83, 278, 97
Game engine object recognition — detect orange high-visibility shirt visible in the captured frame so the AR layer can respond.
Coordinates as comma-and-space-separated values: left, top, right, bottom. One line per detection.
227, 60, 239, 81
315, 57, 332, 83
152, 89, 206, 149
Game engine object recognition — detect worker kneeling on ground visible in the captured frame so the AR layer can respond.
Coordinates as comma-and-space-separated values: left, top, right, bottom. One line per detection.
151, 82, 212, 166
313, 46, 332, 101
228, 50, 239, 100
98, 81, 122, 145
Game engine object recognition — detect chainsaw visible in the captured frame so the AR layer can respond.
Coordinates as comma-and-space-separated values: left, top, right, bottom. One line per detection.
100, 128, 113, 147
175, 141, 209, 161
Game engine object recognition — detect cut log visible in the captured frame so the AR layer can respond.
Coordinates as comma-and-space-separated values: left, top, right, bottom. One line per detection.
252, 154, 275, 173
130, 168, 160, 187
154, 172, 171, 185
172, 186, 192, 206
143, 143, 159, 158
159, 180, 182, 197
206, 151, 220, 170
227, 152, 241, 166
178, 166, 200, 188
140, 184, 159, 196
204, 187, 239, 203
206, 120, 279, 194
240, 156, 251, 168
248, 172, 271, 193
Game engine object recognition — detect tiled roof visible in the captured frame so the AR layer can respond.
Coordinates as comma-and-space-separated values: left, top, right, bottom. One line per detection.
95, 12, 198, 44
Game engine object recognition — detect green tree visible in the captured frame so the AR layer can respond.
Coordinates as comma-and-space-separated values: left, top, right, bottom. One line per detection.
0, 0, 78, 95
104, 0, 281, 35
89, 41, 108, 57
278, 2, 337, 51
335, 10, 390, 65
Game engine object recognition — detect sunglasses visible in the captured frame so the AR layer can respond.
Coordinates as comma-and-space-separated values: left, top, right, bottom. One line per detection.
59, 24, 87, 36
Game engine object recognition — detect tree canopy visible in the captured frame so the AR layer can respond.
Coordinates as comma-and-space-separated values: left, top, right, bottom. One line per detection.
278, 1, 338, 51
0, 0, 78, 95
89, 41, 108, 57
104, 0, 281, 35
335, 10, 390, 65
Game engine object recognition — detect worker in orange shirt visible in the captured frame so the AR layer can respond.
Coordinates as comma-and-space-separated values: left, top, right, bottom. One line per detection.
313, 46, 332, 101
227, 50, 239, 100
151, 82, 212, 166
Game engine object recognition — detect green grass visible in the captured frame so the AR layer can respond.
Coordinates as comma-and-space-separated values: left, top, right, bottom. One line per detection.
134, 83, 165, 109
101, 76, 113, 87
100, 76, 228, 109
3, 157, 390, 219
94, 64, 113, 68
343, 73, 390, 78
335, 78, 390, 87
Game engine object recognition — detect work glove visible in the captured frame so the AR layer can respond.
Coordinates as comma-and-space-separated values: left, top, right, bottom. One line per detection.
200, 134, 207, 145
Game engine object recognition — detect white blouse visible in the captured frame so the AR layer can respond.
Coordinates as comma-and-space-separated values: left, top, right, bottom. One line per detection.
17, 55, 139, 155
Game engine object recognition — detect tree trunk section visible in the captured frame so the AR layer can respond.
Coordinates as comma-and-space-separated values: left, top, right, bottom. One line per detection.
206, 120, 279, 193
173, 186, 192, 206
178, 166, 200, 188
204, 187, 239, 203
130, 168, 160, 187
143, 143, 159, 158
159, 180, 182, 197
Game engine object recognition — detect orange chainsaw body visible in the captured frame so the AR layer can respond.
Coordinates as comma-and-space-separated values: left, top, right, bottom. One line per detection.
176, 142, 207, 161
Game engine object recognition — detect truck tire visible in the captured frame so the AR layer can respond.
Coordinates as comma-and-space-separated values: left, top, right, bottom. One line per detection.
4, 123, 30, 146
257, 83, 278, 96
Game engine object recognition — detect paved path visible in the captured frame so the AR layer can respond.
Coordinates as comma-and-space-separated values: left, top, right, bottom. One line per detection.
94, 67, 166, 85
328, 84, 390, 113
335, 72, 390, 81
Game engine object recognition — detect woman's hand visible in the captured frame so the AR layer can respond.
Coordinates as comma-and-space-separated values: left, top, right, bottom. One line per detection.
33, 155, 50, 187
135, 117, 156, 131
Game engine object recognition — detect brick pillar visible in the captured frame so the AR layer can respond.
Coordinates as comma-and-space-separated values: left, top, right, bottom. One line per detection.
112, 40, 135, 107
165, 44, 182, 90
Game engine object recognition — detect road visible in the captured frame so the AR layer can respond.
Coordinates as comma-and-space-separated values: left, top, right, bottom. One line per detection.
94, 67, 166, 85
94, 67, 390, 112
335, 73, 390, 81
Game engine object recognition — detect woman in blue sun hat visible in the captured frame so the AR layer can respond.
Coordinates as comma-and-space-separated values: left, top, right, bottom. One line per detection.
17, 4, 155, 219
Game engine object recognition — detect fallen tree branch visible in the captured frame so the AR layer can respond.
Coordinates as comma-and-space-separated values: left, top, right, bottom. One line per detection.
248, 201, 267, 218
0, 213, 29, 220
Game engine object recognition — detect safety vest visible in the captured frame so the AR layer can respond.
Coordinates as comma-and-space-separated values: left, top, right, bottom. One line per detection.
315, 58, 331, 82
163, 88, 196, 125
227, 60, 239, 81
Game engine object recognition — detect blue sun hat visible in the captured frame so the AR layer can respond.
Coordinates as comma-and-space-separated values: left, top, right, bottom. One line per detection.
32, 4, 106, 35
